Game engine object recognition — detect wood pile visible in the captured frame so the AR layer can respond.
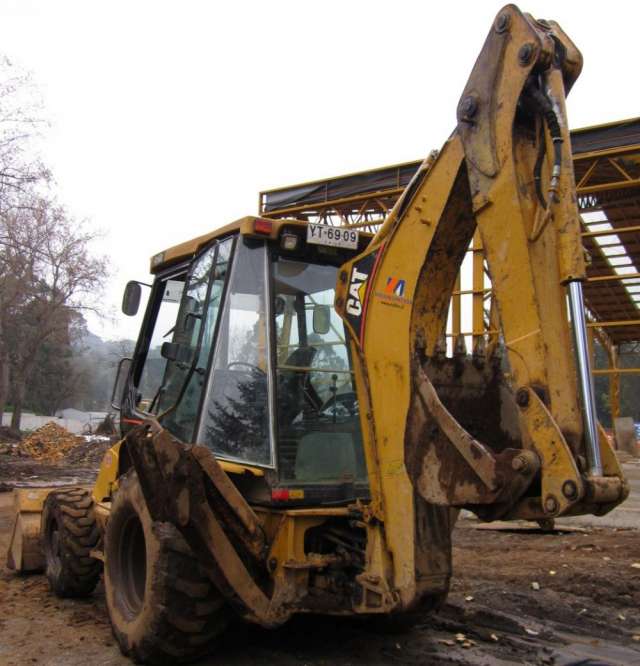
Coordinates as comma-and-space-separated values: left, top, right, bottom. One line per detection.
19, 422, 83, 462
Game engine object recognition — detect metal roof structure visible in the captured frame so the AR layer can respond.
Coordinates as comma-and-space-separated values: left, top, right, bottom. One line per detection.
573, 119, 640, 345
260, 118, 640, 348
260, 117, 640, 423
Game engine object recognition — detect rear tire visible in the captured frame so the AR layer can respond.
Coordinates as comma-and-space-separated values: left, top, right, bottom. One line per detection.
104, 471, 228, 664
41, 487, 102, 597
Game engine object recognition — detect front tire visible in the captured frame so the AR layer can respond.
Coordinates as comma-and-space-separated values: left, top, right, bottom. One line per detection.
41, 487, 102, 597
104, 471, 228, 664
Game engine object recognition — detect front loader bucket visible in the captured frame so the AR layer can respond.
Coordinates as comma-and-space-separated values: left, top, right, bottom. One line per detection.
6, 485, 95, 573
6, 488, 50, 573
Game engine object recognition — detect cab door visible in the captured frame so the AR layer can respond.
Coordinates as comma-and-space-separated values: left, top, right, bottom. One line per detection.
119, 236, 233, 442
156, 237, 233, 442
197, 238, 275, 467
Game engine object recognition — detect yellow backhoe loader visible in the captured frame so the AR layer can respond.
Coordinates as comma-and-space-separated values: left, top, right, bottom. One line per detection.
7, 5, 628, 663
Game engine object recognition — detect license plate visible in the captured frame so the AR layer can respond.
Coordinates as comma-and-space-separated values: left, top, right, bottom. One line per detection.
306, 224, 359, 249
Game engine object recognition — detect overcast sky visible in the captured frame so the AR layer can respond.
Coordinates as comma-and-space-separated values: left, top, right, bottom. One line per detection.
0, 0, 637, 341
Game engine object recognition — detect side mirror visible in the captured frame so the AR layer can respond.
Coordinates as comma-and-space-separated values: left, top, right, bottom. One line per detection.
161, 341, 193, 364
183, 311, 202, 332
161, 342, 179, 361
122, 281, 142, 316
111, 357, 132, 410
312, 304, 331, 335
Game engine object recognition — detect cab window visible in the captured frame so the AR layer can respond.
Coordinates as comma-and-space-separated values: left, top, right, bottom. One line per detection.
157, 238, 232, 441
135, 276, 185, 411
273, 257, 366, 484
198, 239, 273, 466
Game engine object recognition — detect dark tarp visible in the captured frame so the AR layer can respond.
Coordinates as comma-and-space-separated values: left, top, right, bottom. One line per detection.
263, 163, 419, 213
262, 118, 640, 214
571, 118, 640, 155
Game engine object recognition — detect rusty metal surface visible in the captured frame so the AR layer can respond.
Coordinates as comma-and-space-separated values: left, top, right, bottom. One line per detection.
405, 359, 539, 517
583, 474, 628, 504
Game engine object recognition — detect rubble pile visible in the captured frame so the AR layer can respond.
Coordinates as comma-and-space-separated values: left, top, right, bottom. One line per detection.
19, 422, 83, 462
63, 436, 113, 466
0, 442, 21, 455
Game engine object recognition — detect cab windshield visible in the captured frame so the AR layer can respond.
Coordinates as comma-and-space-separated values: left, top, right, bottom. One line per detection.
273, 257, 366, 484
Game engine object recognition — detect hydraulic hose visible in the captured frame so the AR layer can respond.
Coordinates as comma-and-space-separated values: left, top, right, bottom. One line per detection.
524, 80, 563, 208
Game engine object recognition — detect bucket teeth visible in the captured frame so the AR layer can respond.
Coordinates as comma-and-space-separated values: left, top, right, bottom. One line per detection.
453, 334, 467, 358
434, 333, 447, 361
472, 336, 486, 367
491, 341, 504, 368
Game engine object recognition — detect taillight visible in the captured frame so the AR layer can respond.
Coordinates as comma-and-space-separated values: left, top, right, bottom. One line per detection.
254, 218, 273, 235
271, 488, 305, 501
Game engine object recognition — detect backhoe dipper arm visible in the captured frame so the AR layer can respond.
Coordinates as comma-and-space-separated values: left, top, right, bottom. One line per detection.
336, 5, 627, 609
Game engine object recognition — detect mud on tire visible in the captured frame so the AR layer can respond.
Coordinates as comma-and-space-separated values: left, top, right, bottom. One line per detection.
104, 471, 228, 664
41, 487, 102, 597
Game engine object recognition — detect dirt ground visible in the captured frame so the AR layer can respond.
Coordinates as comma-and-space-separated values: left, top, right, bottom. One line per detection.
1, 452, 640, 666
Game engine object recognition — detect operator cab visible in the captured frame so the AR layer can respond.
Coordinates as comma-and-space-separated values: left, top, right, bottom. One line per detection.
115, 217, 371, 506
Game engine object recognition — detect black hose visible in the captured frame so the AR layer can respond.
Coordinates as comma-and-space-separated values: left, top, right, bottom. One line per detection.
524, 80, 563, 205
533, 122, 547, 208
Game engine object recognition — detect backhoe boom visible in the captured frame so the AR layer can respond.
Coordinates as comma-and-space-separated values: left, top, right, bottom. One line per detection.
336, 3, 626, 608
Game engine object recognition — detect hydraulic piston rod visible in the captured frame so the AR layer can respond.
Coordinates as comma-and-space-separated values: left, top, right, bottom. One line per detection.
567, 280, 603, 477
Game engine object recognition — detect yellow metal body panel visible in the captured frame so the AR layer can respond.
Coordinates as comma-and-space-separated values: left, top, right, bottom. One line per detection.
219, 460, 265, 477
92, 440, 122, 503
150, 217, 366, 274
6, 488, 51, 572
7, 486, 91, 573
150, 217, 247, 273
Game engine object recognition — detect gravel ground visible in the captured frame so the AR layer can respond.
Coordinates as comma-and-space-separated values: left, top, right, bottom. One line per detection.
1, 452, 639, 666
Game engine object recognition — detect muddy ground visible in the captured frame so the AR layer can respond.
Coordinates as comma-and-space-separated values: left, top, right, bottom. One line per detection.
1, 452, 639, 666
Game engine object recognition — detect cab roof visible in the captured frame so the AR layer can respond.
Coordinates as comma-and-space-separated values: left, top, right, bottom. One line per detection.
150, 216, 373, 273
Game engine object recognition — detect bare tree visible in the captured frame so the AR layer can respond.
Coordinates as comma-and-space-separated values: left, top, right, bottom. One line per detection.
0, 56, 51, 424
0, 57, 49, 214
0, 57, 108, 428
0, 198, 108, 428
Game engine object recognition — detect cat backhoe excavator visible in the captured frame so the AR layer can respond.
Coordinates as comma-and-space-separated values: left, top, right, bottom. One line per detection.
7, 5, 628, 663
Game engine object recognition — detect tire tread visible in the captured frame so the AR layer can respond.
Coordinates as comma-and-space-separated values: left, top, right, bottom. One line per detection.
105, 471, 228, 664
41, 488, 102, 598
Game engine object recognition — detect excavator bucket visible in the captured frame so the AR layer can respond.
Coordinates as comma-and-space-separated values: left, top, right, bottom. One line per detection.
6, 488, 50, 573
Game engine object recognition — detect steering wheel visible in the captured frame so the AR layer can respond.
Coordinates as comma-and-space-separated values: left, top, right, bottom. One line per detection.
319, 390, 357, 417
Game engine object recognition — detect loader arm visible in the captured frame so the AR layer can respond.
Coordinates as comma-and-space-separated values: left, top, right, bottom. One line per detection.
336, 4, 627, 606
